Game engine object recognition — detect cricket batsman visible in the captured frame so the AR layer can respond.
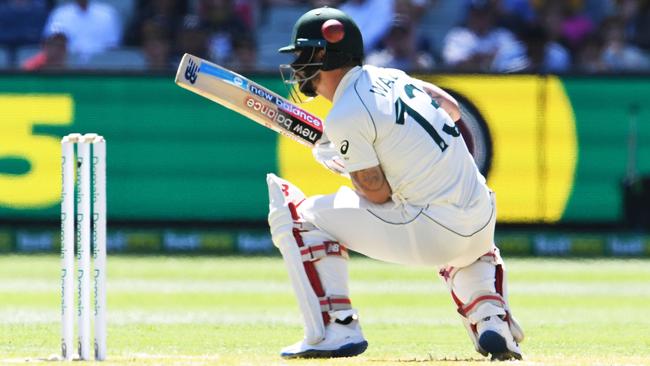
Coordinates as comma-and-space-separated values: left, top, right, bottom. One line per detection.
266, 6, 524, 361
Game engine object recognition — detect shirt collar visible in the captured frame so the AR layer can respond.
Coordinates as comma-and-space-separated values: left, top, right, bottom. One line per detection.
332, 66, 362, 104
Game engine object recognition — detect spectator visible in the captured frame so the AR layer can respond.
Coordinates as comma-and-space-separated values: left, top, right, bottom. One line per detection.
560, 2, 595, 50
0, 0, 49, 50
600, 16, 650, 71
497, 0, 538, 32
228, 34, 258, 71
492, 24, 571, 73
233, 0, 257, 30
126, 0, 188, 46
616, 0, 650, 51
141, 18, 174, 70
442, 0, 518, 71
197, 0, 250, 65
394, 0, 430, 23
43, 0, 122, 62
340, 0, 395, 52
365, 15, 434, 71
143, 35, 172, 70
539, 1, 594, 53
22, 27, 68, 71
582, 0, 616, 25
174, 15, 210, 62
538, 1, 567, 48
575, 33, 607, 72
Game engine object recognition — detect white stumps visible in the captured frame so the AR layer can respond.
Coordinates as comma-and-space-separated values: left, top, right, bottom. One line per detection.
77, 137, 92, 360
92, 135, 107, 361
61, 133, 107, 362
60, 134, 79, 361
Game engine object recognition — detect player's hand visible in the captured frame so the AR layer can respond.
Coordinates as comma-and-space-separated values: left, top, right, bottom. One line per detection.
312, 141, 349, 178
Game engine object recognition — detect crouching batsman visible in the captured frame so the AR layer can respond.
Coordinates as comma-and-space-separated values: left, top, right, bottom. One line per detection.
266, 6, 524, 361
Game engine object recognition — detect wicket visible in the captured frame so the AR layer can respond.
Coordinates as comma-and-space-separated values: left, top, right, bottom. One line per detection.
61, 133, 107, 361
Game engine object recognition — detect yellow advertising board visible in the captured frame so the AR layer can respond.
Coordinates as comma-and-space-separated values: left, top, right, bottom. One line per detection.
278, 75, 578, 223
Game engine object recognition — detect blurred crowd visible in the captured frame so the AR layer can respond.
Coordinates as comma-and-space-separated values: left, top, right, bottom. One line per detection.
1, 0, 649, 73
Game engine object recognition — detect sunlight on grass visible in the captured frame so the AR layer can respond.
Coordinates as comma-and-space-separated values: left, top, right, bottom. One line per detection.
1, 255, 649, 365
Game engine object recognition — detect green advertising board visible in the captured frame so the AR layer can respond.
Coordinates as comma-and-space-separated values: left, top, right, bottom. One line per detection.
562, 77, 650, 221
1, 73, 649, 223
0, 74, 280, 221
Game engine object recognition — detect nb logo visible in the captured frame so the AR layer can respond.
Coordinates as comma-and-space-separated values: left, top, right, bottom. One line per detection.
325, 241, 342, 255
327, 243, 340, 253
184, 59, 199, 84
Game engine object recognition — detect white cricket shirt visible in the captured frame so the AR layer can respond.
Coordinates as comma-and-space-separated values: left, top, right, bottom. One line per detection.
325, 65, 493, 231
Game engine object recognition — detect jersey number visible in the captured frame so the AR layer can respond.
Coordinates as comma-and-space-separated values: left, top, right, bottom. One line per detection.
394, 84, 460, 151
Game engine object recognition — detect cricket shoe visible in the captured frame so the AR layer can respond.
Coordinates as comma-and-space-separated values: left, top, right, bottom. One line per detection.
280, 317, 368, 359
476, 315, 523, 361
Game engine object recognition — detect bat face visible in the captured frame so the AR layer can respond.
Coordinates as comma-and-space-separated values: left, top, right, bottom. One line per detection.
175, 53, 323, 147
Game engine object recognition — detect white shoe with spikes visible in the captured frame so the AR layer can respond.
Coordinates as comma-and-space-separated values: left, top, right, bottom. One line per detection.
476, 315, 523, 361
281, 316, 368, 359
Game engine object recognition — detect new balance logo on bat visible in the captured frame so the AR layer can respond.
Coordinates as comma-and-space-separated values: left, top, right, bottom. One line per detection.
248, 84, 322, 128
244, 97, 320, 143
185, 59, 198, 84
175, 54, 324, 148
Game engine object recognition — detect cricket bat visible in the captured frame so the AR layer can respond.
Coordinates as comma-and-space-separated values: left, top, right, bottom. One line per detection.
175, 53, 323, 147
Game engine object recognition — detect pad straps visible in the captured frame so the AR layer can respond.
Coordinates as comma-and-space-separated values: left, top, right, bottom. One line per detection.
439, 248, 508, 320
457, 292, 507, 318
288, 202, 352, 324
320, 295, 352, 312
300, 241, 349, 261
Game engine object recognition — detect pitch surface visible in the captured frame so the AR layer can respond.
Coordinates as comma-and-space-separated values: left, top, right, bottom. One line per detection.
1, 255, 648, 365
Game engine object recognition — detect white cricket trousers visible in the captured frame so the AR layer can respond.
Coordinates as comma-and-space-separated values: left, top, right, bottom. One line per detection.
297, 186, 496, 268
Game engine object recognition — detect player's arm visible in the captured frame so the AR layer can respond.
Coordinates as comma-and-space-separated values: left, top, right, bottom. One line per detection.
421, 82, 461, 122
350, 165, 392, 204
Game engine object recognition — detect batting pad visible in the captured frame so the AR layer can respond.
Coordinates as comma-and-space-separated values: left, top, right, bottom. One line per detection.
267, 174, 325, 344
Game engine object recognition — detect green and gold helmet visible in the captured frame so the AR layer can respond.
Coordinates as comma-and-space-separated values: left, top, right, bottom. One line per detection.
279, 7, 364, 70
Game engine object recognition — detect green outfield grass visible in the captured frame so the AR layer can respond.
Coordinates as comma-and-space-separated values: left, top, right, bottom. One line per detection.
1, 255, 649, 365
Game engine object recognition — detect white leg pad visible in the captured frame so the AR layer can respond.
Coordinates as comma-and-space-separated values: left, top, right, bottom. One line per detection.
452, 260, 501, 308
301, 228, 350, 297
274, 235, 326, 344
440, 248, 524, 358
268, 174, 325, 344
267, 174, 356, 346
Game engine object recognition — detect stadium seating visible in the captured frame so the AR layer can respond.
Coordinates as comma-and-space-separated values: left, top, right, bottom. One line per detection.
417, 1, 466, 57
102, 0, 136, 31
253, 3, 465, 70
0, 47, 10, 69
256, 5, 309, 70
72, 47, 147, 70
15, 45, 41, 68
